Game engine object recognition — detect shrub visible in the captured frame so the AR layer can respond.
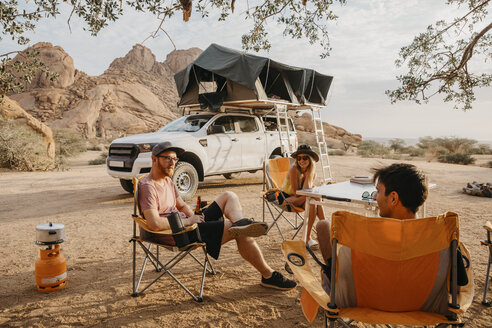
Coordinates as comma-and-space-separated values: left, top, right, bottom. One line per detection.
89, 153, 107, 165
403, 146, 425, 157
328, 149, 345, 156
418, 136, 477, 154
0, 117, 51, 170
357, 141, 390, 158
469, 144, 492, 155
389, 138, 406, 152
438, 153, 476, 165
488, 161, 492, 168
53, 128, 87, 168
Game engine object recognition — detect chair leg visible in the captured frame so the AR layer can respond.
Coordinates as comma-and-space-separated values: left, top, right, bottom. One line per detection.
134, 242, 214, 302
132, 239, 138, 297
482, 246, 492, 306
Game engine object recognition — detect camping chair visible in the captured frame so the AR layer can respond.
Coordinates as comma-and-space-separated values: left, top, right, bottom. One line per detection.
262, 157, 305, 240
282, 211, 474, 327
481, 221, 492, 306
130, 175, 216, 302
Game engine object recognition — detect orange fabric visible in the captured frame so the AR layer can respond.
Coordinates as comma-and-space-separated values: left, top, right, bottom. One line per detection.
266, 157, 292, 189
331, 211, 459, 260
338, 308, 458, 325
301, 288, 320, 323
351, 250, 439, 311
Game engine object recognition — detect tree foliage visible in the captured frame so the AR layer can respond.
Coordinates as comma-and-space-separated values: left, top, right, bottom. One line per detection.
386, 0, 492, 110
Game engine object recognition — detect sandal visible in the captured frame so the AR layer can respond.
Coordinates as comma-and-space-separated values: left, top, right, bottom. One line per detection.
307, 239, 319, 250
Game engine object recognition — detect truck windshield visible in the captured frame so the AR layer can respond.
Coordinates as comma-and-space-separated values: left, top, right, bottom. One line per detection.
158, 114, 214, 132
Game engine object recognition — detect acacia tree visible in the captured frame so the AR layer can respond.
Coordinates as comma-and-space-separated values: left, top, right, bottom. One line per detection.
386, 0, 491, 111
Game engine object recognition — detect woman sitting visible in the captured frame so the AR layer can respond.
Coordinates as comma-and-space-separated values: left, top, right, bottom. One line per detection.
279, 145, 326, 249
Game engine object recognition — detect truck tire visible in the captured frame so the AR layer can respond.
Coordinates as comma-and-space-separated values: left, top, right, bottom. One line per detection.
173, 162, 199, 201
120, 179, 134, 194
270, 154, 282, 159
223, 172, 241, 179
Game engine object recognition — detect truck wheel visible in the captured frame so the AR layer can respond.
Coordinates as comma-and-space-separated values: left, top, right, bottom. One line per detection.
120, 179, 134, 194
223, 173, 241, 179
270, 154, 282, 159
173, 162, 199, 201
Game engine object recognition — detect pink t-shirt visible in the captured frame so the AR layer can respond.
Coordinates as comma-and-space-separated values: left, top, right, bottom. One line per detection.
138, 175, 181, 218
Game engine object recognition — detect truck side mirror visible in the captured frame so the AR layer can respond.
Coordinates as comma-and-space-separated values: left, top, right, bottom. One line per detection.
208, 125, 225, 135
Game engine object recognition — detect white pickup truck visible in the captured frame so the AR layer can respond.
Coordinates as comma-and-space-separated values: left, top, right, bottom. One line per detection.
106, 111, 297, 200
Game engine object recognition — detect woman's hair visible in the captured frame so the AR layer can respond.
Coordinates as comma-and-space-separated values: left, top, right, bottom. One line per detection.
295, 154, 316, 187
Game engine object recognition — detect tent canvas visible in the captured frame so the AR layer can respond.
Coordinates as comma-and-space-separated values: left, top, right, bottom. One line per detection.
174, 44, 333, 109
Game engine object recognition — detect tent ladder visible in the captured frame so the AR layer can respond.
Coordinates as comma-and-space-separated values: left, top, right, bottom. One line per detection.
275, 104, 295, 157
312, 108, 333, 184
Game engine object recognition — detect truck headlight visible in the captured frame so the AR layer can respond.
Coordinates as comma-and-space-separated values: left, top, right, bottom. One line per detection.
137, 143, 155, 152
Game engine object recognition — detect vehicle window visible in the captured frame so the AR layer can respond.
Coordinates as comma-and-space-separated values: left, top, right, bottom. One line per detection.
158, 114, 214, 132
212, 116, 236, 134
263, 117, 278, 131
237, 116, 259, 133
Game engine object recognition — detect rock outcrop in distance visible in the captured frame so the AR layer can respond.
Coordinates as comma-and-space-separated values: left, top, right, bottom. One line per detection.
8, 43, 361, 150
0, 96, 55, 170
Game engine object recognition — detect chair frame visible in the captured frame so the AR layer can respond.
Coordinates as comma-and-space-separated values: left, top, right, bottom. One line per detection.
481, 222, 492, 306
130, 176, 216, 302
283, 211, 470, 328
262, 157, 305, 241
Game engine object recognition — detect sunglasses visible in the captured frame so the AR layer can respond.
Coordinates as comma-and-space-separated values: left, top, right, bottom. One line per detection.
157, 155, 179, 163
362, 191, 376, 200
297, 155, 310, 161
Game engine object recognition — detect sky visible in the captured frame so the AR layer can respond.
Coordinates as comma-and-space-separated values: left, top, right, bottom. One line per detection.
2, 0, 491, 142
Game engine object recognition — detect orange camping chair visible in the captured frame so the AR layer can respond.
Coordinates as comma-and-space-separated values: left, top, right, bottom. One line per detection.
481, 221, 492, 306
130, 175, 216, 302
282, 211, 474, 327
262, 157, 305, 240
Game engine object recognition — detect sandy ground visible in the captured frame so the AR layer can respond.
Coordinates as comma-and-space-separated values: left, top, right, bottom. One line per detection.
1, 152, 491, 327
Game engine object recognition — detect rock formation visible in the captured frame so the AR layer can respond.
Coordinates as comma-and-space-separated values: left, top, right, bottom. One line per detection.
9, 43, 203, 141
294, 112, 362, 151
7, 42, 360, 154
0, 96, 55, 169
11, 42, 75, 91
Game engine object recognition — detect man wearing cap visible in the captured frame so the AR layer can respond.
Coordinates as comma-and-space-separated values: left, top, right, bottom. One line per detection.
138, 141, 297, 290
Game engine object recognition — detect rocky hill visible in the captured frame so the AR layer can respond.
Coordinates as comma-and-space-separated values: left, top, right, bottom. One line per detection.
6, 42, 361, 150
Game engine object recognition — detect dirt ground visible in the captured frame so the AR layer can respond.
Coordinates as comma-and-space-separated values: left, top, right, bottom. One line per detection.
0, 152, 491, 327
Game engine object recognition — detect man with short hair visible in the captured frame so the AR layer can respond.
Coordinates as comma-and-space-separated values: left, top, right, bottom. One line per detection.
139, 141, 297, 290
316, 163, 428, 275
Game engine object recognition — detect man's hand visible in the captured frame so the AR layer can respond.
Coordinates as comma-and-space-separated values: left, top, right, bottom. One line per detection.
186, 214, 204, 225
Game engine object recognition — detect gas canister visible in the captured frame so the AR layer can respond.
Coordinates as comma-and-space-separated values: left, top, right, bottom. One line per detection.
35, 244, 67, 292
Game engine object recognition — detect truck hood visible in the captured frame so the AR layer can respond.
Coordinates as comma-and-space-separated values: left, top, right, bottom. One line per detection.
111, 131, 195, 145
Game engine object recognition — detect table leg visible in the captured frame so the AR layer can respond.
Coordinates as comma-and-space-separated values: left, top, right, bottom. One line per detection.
302, 196, 311, 243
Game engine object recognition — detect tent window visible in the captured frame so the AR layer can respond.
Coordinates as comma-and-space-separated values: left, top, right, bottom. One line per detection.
199, 81, 217, 94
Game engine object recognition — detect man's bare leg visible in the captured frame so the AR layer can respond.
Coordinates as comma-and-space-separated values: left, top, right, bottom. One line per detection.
221, 219, 295, 289
221, 221, 273, 277
214, 191, 243, 222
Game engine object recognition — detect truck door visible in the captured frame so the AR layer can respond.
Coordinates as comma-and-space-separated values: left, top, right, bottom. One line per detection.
236, 115, 266, 169
206, 115, 242, 172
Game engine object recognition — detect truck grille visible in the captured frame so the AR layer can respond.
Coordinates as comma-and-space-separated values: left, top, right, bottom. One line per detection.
109, 144, 139, 158
107, 144, 140, 172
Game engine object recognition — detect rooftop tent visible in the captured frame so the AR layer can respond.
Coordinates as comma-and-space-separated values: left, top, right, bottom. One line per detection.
174, 43, 333, 109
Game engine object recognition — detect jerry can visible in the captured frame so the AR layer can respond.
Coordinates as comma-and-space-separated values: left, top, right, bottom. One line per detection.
35, 244, 67, 292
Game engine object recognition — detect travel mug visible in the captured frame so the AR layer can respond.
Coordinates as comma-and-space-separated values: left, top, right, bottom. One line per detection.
167, 211, 189, 247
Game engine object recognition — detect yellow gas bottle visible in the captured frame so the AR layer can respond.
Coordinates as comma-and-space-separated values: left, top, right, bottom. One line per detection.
35, 244, 67, 292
